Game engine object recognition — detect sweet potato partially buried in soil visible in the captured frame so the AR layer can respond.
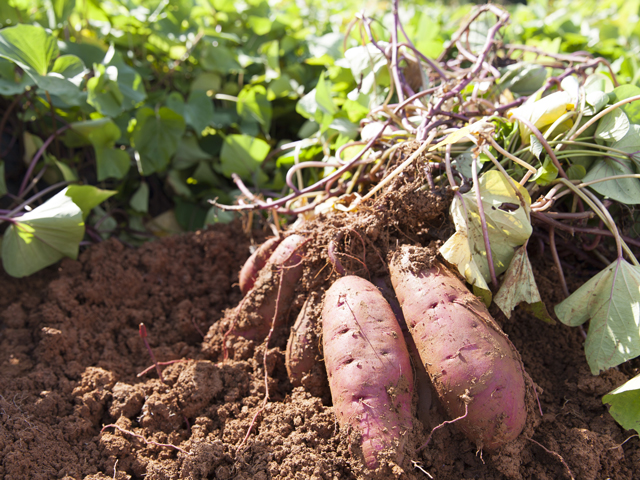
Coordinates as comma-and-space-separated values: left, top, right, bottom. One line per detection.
230, 234, 307, 341
238, 236, 282, 294
285, 293, 327, 398
322, 275, 413, 470
389, 245, 527, 451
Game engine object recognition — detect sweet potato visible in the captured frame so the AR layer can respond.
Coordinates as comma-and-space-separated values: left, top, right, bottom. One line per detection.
239, 236, 282, 295
322, 276, 413, 469
373, 277, 433, 429
389, 245, 527, 451
231, 234, 307, 341
285, 294, 327, 397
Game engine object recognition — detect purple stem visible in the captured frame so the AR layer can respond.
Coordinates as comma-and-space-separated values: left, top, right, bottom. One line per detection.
472, 156, 498, 288
509, 113, 568, 179
217, 121, 391, 212
18, 125, 71, 197
139, 323, 164, 383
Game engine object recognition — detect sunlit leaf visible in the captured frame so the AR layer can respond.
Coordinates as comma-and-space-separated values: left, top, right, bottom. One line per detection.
65, 185, 116, 220
555, 259, 640, 374
219, 134, 270, 183
509, 91, 575, 144
0, 24, 58, 77
595, 108, 630, 143
2, 188, 84, 278
603, 374, 640, 435
71, 118, 131, 181
131, 107, 186, 175
237, 85, 272, 132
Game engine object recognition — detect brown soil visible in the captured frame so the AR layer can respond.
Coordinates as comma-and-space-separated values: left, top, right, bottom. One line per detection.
1, 164, 639, 479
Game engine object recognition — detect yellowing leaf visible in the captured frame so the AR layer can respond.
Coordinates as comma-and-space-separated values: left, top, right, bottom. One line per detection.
440, 170, 532, 290
439, 195, 490, 292
509, 91, 575, 144
429, 120, 491, 151
555, 259, 640, 374
494, 243, 553, 322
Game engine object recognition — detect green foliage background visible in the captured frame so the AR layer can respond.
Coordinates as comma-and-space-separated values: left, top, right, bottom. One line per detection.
0, 0, 639, 259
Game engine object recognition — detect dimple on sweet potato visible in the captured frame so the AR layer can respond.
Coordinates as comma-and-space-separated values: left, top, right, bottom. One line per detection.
230, 234, 307, 341
322, 276, 413, 469
389, 245, 527, 451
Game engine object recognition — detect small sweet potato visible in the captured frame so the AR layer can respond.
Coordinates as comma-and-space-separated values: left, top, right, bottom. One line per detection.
285, 294, 327, 397
389, 245, 527, 451
322, 276, 413, 469
231, 234, 307, 341
239, 237, 282, 295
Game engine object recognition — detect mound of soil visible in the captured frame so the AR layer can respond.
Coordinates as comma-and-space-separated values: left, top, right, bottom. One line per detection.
1, 182, 639, 479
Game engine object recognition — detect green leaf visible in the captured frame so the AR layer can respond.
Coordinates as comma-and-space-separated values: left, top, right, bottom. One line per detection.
0, 25, 82, 105
494, 243, 553, 323
65, 185, 116, 220
54, 159, 78, 182
0, 24, 58, 77
608, 85, 640, 123
237, 85, 272, 132
71, 118, 131, 181
555, 259, 640, 374
131, 107, 186, 175
595, 108, 630, 143
498, 63, 547, 96
583, 157, 640, 205
531, 157, 558, 186
87, 64, 125, 117
603, 374, 640, 435
529, 134, 544, 160
342, 42, 389, 95
173, 134, 212, 170
205, 205, 235, 225
111, 62, 147, 110
612, 124, 640, 162
51, 55, 86, 79
219, 134, 270, 182
185, 91, 215, 136
440, 170, 533, 289
130, 182, 149, 213
2, 188, 84, 278
315, 71, 338, 116
200, 43, 241, 74
567, 164, 587, 180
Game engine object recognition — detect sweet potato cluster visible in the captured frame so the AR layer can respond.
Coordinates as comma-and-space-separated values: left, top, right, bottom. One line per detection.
229, 233, 528, 470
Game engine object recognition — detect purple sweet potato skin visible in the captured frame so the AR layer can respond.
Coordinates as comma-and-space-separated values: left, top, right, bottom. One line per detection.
389, 247, 527, 451
239, 237, 282, 295
285, 294, 328, 398
373, 277, 433, 426
322, 276, 413, 469
232, 234, 306, 341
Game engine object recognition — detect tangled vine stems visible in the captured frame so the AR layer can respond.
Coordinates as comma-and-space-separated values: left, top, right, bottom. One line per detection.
212, 3, 640, 292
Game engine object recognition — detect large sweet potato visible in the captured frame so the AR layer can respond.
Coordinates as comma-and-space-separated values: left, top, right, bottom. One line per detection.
322, 276, 413, 469
389, 245, 527, 451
